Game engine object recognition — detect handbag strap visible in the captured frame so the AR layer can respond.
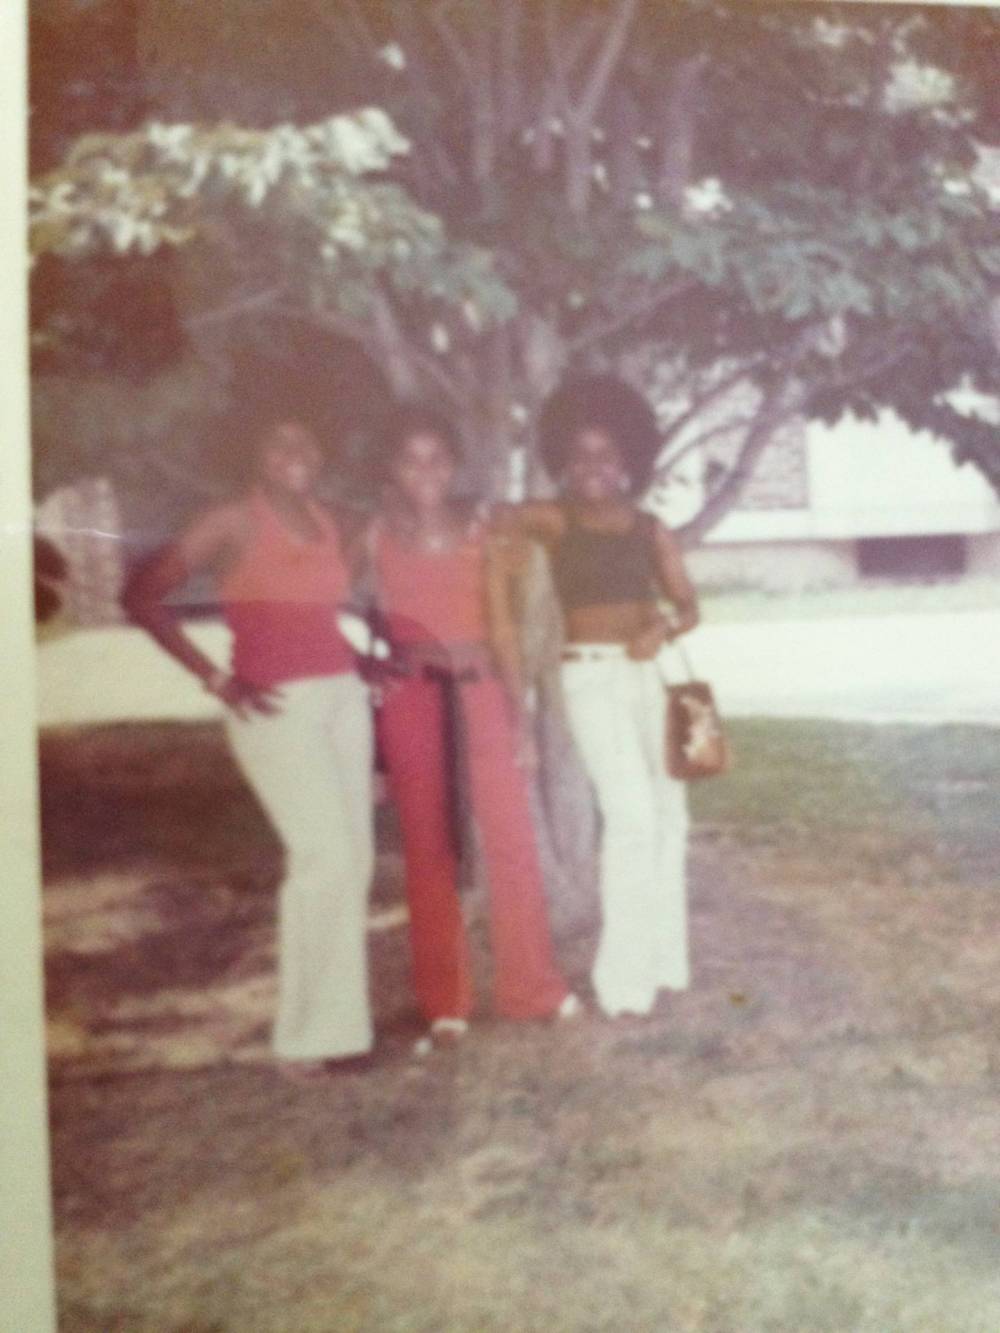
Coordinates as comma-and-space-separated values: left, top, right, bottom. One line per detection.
658, 637, 697, 685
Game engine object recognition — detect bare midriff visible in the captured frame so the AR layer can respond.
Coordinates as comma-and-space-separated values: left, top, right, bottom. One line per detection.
565, 599, 660, 645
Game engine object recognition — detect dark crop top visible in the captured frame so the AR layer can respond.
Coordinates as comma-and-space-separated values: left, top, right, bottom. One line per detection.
548, 509, 660, 612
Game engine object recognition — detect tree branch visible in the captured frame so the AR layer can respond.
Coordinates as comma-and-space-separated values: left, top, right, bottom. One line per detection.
566, 278, 698, 353
498, 0, 524, 138
120, 443, 227, 503
325, 0, 380, 66
544, 0, 638, 216
218, 293, 470, 409
816, 334, 915, 396
182, 285, 286, 331
471, 11, 498, 182
578, 0, 639, 124
608, 83, 644, 207
657, 411, 759, 478
677, 374, 802, 543
370, 289, 472, 406
429, 3, 477, 86
854, 17, 896, 193
535, 5, 602, 174
656, 53, 708, 210
668, 328, 917, 536
543, 0, 596, 91
914, 400, 1000, 493
660, 360, 764, 449
389, 2, 463, 192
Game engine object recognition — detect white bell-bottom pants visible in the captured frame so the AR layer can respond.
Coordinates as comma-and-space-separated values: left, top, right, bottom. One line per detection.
225, 674, 375, 1060
561, 646, 690, 1016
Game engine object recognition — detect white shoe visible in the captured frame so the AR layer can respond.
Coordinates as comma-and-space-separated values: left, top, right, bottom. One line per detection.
413, 1017, 469, 1057
431, 1017, 469, 1041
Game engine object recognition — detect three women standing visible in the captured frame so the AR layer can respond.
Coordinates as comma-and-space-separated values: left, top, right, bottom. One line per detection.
126, 374, 700, 1070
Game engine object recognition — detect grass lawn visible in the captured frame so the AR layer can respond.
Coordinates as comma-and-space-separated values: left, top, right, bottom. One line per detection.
691, 718, 1000, 885
41, 718, 1000, 1332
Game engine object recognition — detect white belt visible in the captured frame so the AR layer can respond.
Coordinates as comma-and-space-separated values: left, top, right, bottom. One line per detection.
561, 643, 630, 662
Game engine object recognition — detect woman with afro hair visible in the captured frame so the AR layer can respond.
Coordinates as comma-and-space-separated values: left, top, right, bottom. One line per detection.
498, 374, 700, 1019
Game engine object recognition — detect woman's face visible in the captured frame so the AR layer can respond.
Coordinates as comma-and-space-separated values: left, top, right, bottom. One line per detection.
564, 427, 628, 502
392, 431, 456, 510
257, 422, 323, 495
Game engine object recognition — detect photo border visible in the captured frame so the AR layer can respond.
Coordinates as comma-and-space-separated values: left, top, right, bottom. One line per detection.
8, 4, 998, 1331
1, 0, 57, 1328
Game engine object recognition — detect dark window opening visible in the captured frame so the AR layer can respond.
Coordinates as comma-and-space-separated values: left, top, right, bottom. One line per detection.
856, 534, 967, 580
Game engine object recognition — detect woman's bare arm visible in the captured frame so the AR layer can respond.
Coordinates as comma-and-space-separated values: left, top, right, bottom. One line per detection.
653, 521, 700, 637
625, 518, 700, 660
123, 503, 279, 715
491, 500, 566, 545
123, 506, 237, 681
483, 530, 539, 767
483, 531, 528, 710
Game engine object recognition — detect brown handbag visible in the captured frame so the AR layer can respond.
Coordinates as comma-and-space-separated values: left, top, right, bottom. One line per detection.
663, 645, 732, 781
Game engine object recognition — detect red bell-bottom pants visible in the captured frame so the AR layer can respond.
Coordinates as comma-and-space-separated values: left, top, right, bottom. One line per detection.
378, 672, 570, 1022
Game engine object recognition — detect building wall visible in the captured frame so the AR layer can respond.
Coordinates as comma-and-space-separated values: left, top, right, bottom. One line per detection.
968, 532, 1000, 577
686, 539, 857, 593
704, 410, 1000, 545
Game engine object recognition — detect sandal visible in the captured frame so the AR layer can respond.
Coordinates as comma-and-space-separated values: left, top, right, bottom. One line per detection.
413, 1017, 469, 1057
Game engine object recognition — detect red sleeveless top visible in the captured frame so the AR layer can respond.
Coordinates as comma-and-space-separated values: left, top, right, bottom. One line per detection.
373, 519, 488, 647
219, 490, 355, 687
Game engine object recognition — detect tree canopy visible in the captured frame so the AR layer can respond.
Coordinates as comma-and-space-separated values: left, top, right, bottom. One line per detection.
30, 0, 1000, 529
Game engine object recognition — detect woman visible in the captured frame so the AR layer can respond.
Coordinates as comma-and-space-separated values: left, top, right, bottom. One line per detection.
123, 419, 375, 1078
501, 375, 700, 1019
367, 405, 577, 1049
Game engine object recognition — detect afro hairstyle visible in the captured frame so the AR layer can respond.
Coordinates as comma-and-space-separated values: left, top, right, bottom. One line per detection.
538, 374, 663, 493
374, 401, 463, 482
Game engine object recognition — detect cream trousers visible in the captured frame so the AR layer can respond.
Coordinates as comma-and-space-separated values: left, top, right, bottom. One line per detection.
225, 674, 375, 1060
561, 646, 690, 1016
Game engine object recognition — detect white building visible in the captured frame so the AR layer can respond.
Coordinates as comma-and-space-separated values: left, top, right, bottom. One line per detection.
678, 408, 1000, 592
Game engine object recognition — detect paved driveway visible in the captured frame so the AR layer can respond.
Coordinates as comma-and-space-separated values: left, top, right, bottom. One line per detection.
36, 610, 1000, 729
687, 609, 1000, 726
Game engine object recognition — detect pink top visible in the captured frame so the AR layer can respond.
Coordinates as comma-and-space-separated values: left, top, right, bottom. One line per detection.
219, 490, 355, 687
374, 521, 488, 647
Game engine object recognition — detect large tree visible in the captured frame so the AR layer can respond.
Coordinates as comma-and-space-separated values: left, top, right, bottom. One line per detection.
30, 0, 1000, 527
28, 0, 1000, 921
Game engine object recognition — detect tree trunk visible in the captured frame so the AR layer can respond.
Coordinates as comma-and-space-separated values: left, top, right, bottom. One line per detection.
471, 23, 497, 186
657, 54, 706, 210
565, 121, 592, 219
518, 542, 600, 934
497, 0, 524, 139
370, 293, 421, 398
609, 84, 643, 207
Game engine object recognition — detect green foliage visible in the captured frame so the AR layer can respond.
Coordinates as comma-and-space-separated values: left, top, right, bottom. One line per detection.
29, 0, 1000, 510
29, 108, 515, 329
